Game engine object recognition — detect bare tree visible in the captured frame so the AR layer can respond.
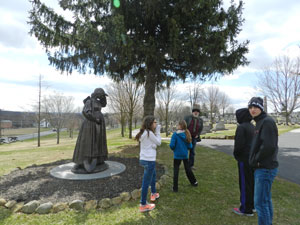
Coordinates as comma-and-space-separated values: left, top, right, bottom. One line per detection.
203, 85, 221, 126
106, 82, 127, 137
171, 105, 191, 123
122, 78, 144, 138
106, 78, 144, 138
201, 103, 209, 117
133, 102, 143, 129
43, 92, 75, 144
187, 81, 203, 109
226, 106, 236, 114
219, 92, 231, 117
37, 74, 42, 147
66, 107, 82, 139
29, 75, 48, 146
258, 56, 300, 125
155, 85, 179, 136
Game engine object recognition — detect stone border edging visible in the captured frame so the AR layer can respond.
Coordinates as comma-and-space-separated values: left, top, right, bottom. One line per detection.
0, 165, 170, 214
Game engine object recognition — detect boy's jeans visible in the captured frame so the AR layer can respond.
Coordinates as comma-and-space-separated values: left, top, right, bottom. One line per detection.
140, 160, 156, 205
254, 168, 278, 225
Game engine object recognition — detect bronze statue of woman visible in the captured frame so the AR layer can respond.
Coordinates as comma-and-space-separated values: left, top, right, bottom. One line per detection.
72, 88, 108, 174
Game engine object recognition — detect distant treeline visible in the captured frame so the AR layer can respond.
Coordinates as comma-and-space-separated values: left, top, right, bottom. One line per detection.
0, 110, 121, 129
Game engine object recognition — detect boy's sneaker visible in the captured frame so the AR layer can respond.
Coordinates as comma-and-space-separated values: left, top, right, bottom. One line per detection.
252, 208, 256, 213
139, 203, 155, 212
232, 208, 254, 216
150, 193, 160, 201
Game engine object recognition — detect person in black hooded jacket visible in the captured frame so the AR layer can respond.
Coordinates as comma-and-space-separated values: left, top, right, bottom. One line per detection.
248, 97, 278, 225
232, 108, 255, 217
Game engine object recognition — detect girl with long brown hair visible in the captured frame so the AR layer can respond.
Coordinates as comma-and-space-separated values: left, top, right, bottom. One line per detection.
135, 115, 161, 212
169, 120, 198, 192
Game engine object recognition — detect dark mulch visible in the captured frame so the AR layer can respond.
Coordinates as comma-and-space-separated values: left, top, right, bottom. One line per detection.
0, 156, 164, 204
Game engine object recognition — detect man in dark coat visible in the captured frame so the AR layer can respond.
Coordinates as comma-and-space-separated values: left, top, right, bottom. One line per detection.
248, 97, 279, 225
232, 108, 255, 217
184, 104, 203, 169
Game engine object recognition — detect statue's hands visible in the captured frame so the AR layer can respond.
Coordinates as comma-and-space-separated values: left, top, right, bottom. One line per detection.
96, 118, 101, 124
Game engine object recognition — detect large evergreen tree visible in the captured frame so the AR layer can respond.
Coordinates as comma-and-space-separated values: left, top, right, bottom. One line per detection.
29, 0, 249, 116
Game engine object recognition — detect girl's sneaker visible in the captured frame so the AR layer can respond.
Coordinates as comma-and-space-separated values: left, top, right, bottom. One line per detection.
139, 203, 155, 212
232, 208, 254, 216
150, 193, 160, 201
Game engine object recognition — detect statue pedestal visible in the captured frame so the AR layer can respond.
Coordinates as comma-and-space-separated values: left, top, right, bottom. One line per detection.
71, 162, 109, 174
50, 161, 126, 180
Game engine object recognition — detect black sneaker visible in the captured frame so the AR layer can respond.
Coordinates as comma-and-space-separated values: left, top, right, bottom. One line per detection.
191, 181, 198, 187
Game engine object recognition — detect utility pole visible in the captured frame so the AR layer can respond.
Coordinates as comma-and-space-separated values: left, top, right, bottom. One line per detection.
38, 75, 42, 147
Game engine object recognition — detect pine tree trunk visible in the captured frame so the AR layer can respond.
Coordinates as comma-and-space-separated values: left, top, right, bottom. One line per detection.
165, 107, 169, 137
121, 120, 125, 137
128, 111, 133, 139
143, 73, 156, 117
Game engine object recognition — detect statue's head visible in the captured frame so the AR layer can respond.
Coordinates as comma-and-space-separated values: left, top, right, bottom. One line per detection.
91, 88, 108, 107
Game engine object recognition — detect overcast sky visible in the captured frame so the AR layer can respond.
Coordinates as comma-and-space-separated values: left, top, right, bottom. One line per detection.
1, 0, 300, 112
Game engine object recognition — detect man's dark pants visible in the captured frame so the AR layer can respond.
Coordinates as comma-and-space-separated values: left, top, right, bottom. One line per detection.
188, 137, 197, 168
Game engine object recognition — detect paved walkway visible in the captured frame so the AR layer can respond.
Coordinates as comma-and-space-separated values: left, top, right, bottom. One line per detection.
200, 129, 300, 185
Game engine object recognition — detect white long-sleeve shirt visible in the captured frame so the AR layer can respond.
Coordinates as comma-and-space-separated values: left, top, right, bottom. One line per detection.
139, 129, 161, 161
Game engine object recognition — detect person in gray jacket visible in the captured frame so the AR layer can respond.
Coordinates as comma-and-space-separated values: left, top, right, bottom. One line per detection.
184, 104, 203, 169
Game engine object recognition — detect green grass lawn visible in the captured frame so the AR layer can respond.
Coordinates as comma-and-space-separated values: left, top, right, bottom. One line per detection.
1, 129, 300, 224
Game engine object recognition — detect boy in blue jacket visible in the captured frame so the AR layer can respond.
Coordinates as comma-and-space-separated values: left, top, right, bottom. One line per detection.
169, 120, 198, 192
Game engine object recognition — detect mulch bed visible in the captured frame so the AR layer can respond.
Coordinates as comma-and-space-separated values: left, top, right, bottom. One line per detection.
0, 156, 164, 204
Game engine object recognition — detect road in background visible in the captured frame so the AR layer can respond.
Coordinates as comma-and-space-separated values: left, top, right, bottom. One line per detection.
0, 129, 67, 143
200, 129, 300, 185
